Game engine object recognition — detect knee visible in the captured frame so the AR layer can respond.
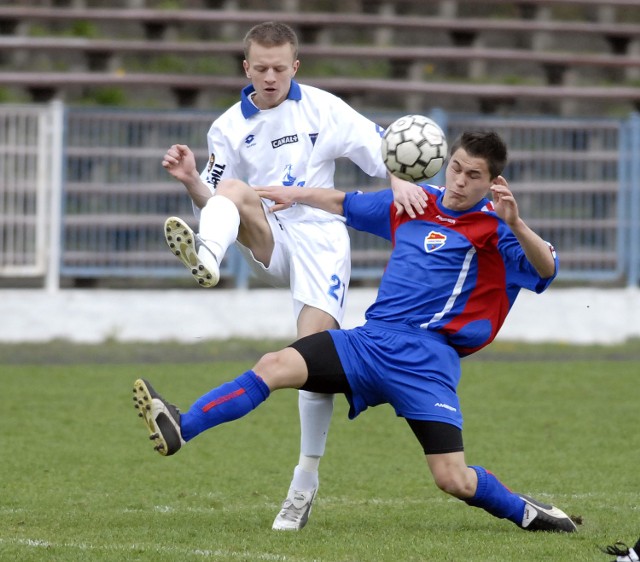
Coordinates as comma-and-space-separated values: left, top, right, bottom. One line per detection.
253, 348, 307, 390
254, 350, 285, 377
215, 178, 253, 205
432, 467, 477, 499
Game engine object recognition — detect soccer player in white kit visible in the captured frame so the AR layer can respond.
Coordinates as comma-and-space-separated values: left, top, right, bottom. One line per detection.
161, 21, 425, 531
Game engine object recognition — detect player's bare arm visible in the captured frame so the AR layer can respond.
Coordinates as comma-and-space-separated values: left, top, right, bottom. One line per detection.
491, 179, 556, 279
162, 144, 212, 209
255, 185, 346, 215
389, 174, 428, 218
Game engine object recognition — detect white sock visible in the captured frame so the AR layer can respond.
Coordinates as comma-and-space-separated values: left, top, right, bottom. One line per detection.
298, 390, 334, 457
299, 454, 320, 473
291, 464, 319, 492
198, 195, 240, 265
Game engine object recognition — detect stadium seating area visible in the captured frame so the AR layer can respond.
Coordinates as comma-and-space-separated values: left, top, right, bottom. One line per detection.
1, 0, 639, 115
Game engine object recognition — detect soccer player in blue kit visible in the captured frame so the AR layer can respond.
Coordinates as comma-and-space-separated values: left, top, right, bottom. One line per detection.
161, 21, 425, 531
142, 130, 578, 533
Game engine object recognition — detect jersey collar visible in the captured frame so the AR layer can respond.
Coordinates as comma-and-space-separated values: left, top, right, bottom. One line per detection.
240, 80, 302, 119
438, 192, 492, 216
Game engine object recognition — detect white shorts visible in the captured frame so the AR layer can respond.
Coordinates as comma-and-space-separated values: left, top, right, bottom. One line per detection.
236, 205, 351, 326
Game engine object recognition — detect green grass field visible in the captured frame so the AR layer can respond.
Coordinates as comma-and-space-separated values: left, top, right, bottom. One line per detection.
1, 342, 639, 561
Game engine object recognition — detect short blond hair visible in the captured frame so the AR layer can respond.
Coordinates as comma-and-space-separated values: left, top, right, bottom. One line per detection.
243, 21, 299, 60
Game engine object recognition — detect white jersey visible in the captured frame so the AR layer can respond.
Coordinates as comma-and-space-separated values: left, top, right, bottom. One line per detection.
200, 81, 388, 223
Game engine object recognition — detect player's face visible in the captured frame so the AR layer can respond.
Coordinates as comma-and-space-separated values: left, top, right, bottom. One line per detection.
442, 147, 493, 211
243, 42, 299, 110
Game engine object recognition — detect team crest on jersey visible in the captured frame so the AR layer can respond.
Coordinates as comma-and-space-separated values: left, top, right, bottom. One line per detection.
309, 133, 318, 146
282, 164, 296, 186
424, 231, 447, 253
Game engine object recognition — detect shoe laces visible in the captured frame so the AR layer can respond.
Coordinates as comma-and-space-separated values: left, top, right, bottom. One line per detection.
601, 542, 632, 556
278, 493, 310, 522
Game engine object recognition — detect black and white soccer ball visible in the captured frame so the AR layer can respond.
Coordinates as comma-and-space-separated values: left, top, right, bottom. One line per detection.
381, 114, 448, 182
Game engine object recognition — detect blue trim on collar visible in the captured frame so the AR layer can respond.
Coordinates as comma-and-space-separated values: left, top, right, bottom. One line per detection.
240, 80, 302, 119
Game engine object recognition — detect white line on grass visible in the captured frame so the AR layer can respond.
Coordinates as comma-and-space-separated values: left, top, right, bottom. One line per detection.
0, 537, 291, 561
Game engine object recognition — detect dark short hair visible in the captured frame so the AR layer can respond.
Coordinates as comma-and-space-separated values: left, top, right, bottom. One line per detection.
243, 22, 299, 60
448, 131, 508, 179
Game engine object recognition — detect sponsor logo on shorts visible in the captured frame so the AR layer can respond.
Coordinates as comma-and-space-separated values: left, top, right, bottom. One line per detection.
434, 402, 457, 412
272, 134, 298, 149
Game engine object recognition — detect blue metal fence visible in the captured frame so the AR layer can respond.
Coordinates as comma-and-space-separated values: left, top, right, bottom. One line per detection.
2, 103, 637, 287
620, 113, 640, 286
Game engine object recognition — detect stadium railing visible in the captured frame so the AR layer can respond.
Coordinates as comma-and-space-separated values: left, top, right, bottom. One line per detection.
2, 103, 638, 288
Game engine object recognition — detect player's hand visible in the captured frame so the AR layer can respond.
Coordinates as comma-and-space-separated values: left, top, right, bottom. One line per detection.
162, 144, 198, 184
389, 174, 427, 218
490, 176, 519, 225
254, 185, 296, 212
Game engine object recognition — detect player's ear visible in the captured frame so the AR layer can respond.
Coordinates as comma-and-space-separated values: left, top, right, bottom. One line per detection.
292, 59, 300, 74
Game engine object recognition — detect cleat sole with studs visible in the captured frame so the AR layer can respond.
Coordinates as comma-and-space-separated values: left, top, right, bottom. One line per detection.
132, 379, 171, 457
163, 216, 218, 288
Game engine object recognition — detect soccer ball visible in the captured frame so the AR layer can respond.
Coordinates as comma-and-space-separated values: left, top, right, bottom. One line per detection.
381, 114, 448, 182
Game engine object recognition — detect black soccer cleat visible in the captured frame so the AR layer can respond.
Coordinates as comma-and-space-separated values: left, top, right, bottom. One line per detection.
600, 537, 640, 561
133, 378, 185, 456
519, 494, 578, 533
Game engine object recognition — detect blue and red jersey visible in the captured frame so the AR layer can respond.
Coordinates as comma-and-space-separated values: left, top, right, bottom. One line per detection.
342, 185, 558, 356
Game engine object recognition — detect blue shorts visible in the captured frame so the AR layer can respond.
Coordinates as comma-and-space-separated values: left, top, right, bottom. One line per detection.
329, 320, 463, 429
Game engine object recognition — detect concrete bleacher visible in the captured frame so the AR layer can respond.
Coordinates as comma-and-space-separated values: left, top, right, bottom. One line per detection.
0, 1, 639, 115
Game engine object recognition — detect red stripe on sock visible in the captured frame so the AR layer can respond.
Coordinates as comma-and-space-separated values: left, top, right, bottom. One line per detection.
202, 388, 245, 412
486, 469, 513, 492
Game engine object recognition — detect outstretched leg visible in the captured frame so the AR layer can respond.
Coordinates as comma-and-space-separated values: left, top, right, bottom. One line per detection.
132, 346, 310, 456
407, 419, 577, 533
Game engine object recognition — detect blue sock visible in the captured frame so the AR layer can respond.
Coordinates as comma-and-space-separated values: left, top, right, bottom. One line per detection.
465, 465, 526, 525
180, 370, 270, 442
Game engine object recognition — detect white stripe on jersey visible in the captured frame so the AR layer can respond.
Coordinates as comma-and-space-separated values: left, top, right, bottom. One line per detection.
420, 247, 477, 329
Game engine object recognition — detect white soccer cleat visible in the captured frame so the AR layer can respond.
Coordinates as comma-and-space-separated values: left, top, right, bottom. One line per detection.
164, 216, 220, 287
519, 494, 577, 533
272, 487, 318, 531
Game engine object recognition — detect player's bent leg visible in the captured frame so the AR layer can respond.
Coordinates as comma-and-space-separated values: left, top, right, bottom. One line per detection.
412, 420, 578, 533
215, 179, 275, 267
